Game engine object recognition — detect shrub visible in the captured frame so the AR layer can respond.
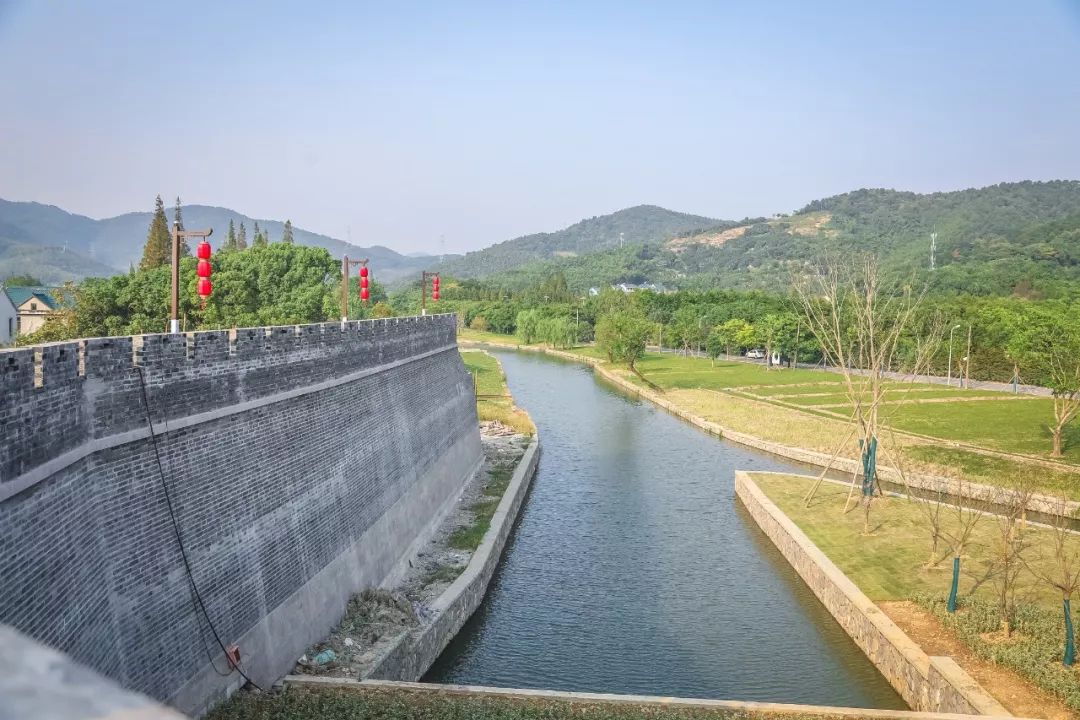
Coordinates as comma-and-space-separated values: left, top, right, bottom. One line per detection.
913, 593, 1080, 710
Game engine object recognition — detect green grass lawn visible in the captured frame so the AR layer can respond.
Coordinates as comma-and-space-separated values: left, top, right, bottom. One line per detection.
781, 389, 1005, 407
627, 354, 836, 390
751, 472, 1074, 610
460, 351, 534, 435
886, 398, 1079, 462
902, 446, 1080, 501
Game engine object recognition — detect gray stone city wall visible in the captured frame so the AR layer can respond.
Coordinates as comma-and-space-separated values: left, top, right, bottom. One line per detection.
0, 314, 481, 717
734, 472, 1008, 716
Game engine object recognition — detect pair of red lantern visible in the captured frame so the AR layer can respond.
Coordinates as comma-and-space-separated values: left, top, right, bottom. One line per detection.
431, 274, 440, 301
196, 241, 213, 299
359, 265, 370, 302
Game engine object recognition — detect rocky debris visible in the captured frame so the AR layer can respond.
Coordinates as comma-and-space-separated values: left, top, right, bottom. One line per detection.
292, 433, 530, 679
480, 419, 518, 437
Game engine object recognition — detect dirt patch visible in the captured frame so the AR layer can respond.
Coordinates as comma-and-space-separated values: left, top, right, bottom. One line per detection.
880, 600, 1077, 720
666, 225, 748, 251
293, 431, 530, 680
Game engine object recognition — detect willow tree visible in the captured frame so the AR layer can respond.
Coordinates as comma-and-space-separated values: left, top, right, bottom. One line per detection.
795, 256, 939, 533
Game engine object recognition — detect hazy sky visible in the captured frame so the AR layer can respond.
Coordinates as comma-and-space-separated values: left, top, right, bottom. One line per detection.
1, 1, 1079, 254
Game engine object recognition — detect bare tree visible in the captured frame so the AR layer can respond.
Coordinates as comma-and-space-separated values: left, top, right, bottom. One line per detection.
795, 255, 941, 533
942, 478, 990, 613
984, 479, 1035, 636
1027, 495, 1080, 666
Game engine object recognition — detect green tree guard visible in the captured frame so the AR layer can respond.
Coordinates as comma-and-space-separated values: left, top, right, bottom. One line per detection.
861, 436, 877, 496
947, 556, 960, 613
1065, 598, 1076, 666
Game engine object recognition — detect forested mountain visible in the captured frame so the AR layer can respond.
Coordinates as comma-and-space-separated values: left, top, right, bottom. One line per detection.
437, 205, 723, 278
0, 198, 439, 284
477, 181, 1080, 298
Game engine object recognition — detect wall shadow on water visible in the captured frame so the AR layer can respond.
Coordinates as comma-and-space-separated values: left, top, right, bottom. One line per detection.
425, 350, 905, 710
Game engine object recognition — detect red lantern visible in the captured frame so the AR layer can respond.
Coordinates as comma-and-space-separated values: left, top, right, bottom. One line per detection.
431, 274, 440, 301
360, 266, 369, 278
196, 240, 212, 260
198, 278, 213, 298
197, 260, 212, 277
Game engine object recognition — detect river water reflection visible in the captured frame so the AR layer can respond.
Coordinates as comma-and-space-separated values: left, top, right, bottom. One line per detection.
426, 351, 905, 709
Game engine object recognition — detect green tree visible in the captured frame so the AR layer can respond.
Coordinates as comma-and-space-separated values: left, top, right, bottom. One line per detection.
2, 273, 42, 286
173, 196, 190, 256
226, 219, 237, 250
707, 318, 753, 358
757, 313, 800, 367
139, 195, 172, 270
371, 301, 394, 318
1008, 311, 1080, 457
282, 219, 295, 244
515, 309, 540, 344
595, 309, 651, 372
253, 221, 268, 247
236, 222, 248, 250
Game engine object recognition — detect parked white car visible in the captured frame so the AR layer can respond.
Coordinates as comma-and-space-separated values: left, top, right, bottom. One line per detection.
745, 349, 766, 359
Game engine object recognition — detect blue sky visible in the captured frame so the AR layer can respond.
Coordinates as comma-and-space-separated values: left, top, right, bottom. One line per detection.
1, 1, 1078, 254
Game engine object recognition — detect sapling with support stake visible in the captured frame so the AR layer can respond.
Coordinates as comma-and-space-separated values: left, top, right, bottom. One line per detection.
1026, 495, 1080, 666
794, 254, 941, 534
941, 477, 990, 613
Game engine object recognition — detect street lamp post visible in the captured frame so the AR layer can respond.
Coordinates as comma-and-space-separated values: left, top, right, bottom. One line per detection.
340, 256, 370, 323
947, 324, 961, 387
420, 271, 440, 315
170, 221, 212, 334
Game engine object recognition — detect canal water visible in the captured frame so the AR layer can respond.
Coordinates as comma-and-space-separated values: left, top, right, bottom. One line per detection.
425, 351, 905, 709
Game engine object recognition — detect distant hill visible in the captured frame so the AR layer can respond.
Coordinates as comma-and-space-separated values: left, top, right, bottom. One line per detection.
0, 198, 439, 284
436, 204, 723, 278
478, 181, 1080, 297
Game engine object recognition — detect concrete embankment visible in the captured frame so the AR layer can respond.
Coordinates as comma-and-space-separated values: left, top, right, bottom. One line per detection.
734, 471, 1008, 716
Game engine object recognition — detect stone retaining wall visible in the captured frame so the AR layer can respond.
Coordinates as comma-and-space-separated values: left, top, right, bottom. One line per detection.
734, 471, 1008, 716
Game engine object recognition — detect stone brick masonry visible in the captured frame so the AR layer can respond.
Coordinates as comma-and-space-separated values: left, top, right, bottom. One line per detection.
0, 315, 481, 716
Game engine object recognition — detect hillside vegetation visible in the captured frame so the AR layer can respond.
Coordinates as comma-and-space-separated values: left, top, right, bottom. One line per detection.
472, 181, 1080, 298
0, 198, 438, 284
437, 204, 722, 279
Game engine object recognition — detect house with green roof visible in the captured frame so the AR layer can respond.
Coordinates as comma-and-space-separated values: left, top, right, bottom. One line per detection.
1, 286, 61, 343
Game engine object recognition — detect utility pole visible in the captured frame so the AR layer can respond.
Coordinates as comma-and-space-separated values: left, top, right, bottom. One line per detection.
170, 221, 212, 334
963, 324, 972, 388
421, 271, 440, 315
793, 319, 801, 368
340, 256, 369, 323
947, 324, 961, 387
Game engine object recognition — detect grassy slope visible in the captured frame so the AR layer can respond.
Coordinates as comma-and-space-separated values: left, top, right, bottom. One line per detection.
752, 473, 1074, 611
461, 350, 535, 435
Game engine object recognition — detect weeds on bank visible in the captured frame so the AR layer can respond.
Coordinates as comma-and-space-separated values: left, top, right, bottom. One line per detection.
210, 685, 870, 720
447, 463, 515, 551
915, 594, 1080, 711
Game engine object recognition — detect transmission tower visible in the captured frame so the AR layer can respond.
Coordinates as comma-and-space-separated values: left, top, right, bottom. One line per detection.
929, 231, 937, 271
